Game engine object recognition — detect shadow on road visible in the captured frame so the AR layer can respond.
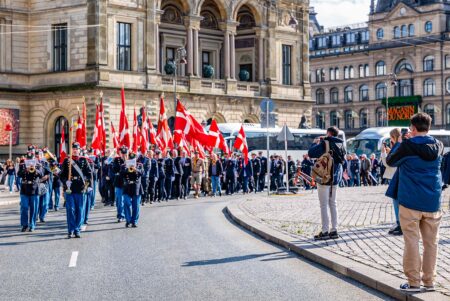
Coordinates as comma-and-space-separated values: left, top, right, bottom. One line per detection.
181, 251, 287, 266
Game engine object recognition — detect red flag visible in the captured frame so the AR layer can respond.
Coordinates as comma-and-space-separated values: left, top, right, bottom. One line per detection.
179, 133, 191, 156
174, 99, 213, 148
233, 125, 249, 164
209, 119, 230, 155
99, 97, 106, 154
81, 100, 87, 148
132, 106, 138, 153
111, 122, 119, 149
156, 97, 173, 151
148, 117, 159, 146
75, 112, 84, 146
140, 108, 149, 154
119, 87, 131, 148
193, 139, 206, 159
91, 104, 102, 152
59, 121, 67, 164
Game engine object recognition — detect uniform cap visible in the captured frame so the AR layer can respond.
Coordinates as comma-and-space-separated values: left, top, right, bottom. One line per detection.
129, 152, 137, 159
120, 145, 129, 154
72, 142, 81, 149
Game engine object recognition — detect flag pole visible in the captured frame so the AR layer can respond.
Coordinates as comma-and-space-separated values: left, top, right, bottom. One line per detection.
9, 129, 12, 161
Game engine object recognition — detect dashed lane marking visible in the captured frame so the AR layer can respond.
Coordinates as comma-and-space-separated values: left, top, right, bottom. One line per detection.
69, 251, 79, 268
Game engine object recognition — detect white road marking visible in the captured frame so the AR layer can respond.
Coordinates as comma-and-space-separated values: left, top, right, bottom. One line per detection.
81, 225, 87, 231
69, 251, 79, 268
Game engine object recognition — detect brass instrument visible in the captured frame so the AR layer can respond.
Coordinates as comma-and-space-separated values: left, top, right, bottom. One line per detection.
128, 166, 136, 173
28, 166, 36, 173
50, 164, 61, 176
43, 149, 56, 162
66, 119, 74, 194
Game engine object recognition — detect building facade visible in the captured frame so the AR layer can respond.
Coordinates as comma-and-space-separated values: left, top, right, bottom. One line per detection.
310, 0, 450, 136
0, 0, 311, 156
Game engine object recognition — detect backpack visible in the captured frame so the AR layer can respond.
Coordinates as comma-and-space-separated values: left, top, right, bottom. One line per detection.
312, 140, 334, 185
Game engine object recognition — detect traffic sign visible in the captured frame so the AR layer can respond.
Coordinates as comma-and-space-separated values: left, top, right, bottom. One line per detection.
277, 125, 295, 142
260, 98, 274, 113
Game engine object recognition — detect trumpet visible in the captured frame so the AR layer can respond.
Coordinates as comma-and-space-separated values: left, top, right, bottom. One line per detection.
128, 166, 136, 173
28, 166, 36, 173
50, 165, 61, 175
43, 149, 56, 162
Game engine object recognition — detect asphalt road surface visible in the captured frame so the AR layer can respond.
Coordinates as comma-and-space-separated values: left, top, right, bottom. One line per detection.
0, 197, 393, 301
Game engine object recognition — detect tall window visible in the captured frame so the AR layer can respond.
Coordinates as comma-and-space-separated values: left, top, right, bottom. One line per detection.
401, 25, 407, 37
447, 104, 450, 126
446, 78, 450, 94
425, 21, 432, 33
331, 35, 341, 47
446, 55, 450, 69
316, 89, 325, 104
376, 107, 386, 127
364, 64, 369, 77
117, 22, 131, 71
349, 66, 355, 78
344, 110, 354, 129
423, 56, 434, 72
282, 45, 292, 85
376, 61, 386, 76
330, 88, 339, 104
376, 28, 384, 40
166, 47, 175, 62
53, 23, 67, 72
345, 32, 356, 44
359, 85, 369, 101
424, 104, 435, 126
55, 116, 69, 156
344, 66, 349, 79
330, 68, 335, 81
202, 51, 211, 77
424, 79, 436, 96
394, 26, 400, 38
376, 83, 387, 100
330, 111, 339, 127
344, 86, 353, 103
359, 65, 364, 78
335, 68, 340, 80
398, 79, 413, 97
316, 69, 325, 82
316, 112, 325, 129
361, 31, 369, 42
408, 24, 415, 36
360, 110, 368, 128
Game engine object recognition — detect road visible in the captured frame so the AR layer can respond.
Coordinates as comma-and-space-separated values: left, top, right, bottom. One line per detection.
0, 196, 392, 301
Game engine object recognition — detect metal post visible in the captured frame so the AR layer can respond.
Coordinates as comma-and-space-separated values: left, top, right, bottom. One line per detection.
266, 101, 270, 196
9, 130, 12, 161
174, 65, 177, 114
284, 124, 289, 193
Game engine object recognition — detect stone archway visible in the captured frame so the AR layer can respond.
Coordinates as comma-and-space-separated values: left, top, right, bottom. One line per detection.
242, 114, 259, 124
43, 108, 70, 154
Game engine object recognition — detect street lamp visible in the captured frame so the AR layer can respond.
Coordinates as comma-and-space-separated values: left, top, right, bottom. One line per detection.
172, 47, 187, 116
385, 73, 398, 127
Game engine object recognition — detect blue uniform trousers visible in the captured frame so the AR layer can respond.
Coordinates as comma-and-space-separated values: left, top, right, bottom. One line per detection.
52, 187, 61, 210
38, 190, 49, 221
90, 180, 97, 209
20, 195, 38, 230
115, 187, 124, 219
65, 193, 85, 234
123, 194, 141, 225
84, 190, 94, 224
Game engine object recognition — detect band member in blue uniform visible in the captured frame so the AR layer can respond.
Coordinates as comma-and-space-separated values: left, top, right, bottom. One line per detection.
18, 153, 43, 232
180, 150, 191, 199
146, 150, 159, 204
49, 160, 62, 211
155, 150, 166, 202
172, 150, 183, 200
258, 151, 267, 192
35, 149, 51, 223
225, 154, 237, 195
112, 146, 128, 222
121, 152, 144, 227
164, 151, 175, 201
60, 142, 93, 239
137, 151, 150, 205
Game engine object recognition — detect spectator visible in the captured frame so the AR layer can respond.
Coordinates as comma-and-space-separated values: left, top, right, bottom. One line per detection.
360, 154, 371, 186
301, 154, 314, 190
308, 126, 346, 240
370, 153, 380, 185
381, 128, 402, 236
6, 159, 16, 193
386, 113, 444, 292
349, 154, 361, 187
208, 153, 223, 197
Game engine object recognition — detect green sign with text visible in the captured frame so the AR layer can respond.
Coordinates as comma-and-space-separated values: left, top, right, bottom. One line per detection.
381, 96, 422, 126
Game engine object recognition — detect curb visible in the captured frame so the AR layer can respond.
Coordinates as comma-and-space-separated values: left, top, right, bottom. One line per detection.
226, 201, 450, 301
0, 198, 20, 207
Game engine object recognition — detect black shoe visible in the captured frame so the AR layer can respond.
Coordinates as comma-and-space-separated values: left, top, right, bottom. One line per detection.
67, 234, 72, 239
75, 233, 81, 238
117, 218, 121, 223
219, 192, 222, 197
84, 222, 88, 225
21, 226, 27, 232
329, 231, 339, 239
125, 222, 130, 228
28, 228, 34, 232
40, 219, 46, 223
388, 224, 399, 235
55, 208, 59, 212
314, 231, 329, 241
131, 223, 137, 228
392, 227, 403, 236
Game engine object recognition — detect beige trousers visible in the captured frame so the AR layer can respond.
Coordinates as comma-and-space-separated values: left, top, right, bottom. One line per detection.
399, 205, 442, 287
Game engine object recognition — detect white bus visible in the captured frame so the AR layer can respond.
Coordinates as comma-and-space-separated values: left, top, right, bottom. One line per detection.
212, 123, 347, 161
347, 127, 450, 157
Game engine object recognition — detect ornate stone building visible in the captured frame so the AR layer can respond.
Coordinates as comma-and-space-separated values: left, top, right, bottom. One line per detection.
311, 0, 450, 137
0, 0, 311, 156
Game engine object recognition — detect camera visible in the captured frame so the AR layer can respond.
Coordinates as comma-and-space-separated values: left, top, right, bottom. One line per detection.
401, 128, 409, 139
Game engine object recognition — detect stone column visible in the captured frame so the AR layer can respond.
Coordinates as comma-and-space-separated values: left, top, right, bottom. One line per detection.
224, 32, 230, 79
193, 29, 199, 76
230, 33, 236, 79
187, 27, 193, 76
146, 7, 163, 73
256, 29, 266, 82
155, 21, 160, 72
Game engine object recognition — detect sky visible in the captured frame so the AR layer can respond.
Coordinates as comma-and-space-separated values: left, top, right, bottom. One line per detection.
310, 0, 371, 29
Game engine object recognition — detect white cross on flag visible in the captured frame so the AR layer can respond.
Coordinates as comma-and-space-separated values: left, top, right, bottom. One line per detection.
233, 125, 249, 164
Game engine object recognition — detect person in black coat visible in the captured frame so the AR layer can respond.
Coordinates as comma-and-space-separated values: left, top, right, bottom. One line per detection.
225, 154, 237, 195
249, 153, 261, 193
164, 152, 175, 201
18, 153, 43, 232
172, 149, 184, 200
120, 152, 143, 227
257, 151, 267, 192
50, 160, 62, 211
155, 150, 166, 202
137, 153, 150, 205
239, 157, 253, 194
180, 150, 191, 199
146, 150, 159, 204
208, 153, 223, 196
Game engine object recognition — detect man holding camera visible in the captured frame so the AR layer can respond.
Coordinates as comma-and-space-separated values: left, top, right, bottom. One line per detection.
386, 113, 444, 292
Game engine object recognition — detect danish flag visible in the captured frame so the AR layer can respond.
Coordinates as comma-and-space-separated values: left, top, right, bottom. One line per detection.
59, 120, 67, 164
156, 96, 173, 151
140, 107, 149, 154
111, 122, 119, 150
233, 125, 249, 164
132, 106, 138, 153
208, 119, 230, 155
119, 87, 131, 148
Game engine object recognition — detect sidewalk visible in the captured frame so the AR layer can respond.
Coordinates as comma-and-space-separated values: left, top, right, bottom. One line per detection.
0, 184, 20, 206
227, 186, 450, 301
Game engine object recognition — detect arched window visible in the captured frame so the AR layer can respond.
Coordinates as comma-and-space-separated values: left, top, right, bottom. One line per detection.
424, 79, 436, 96
423, 104, 435, 126
316, 89, 325, 104
344, 86, 353, 103
425, 21, 432, 33
446, 55, 450, 69
423, 56, 434, 72
376, 28, 384, 40
401, 25, 407, 37
446, 77, 450, 94
376, 82, 387, 100
335, 67, 340, 80
360, 109, 368, 128
364, 64, 369, 77
394, 26, 400, 38
330, 87, 339, 104
316, 112, 325, 129
349, 66, 355, 78
344, 66, 349, 79
54, 116, 69, 156
395, 59, 414, 73
376, 107, 386, 127
359, 65, 364, 78
447, 104, 450, 125
408, 24, 415, 36
344, 110, 354, 129
359, 84, 369, 101
161, 4, 184, 25
376, 61, 386, 76
398, 79, 413, 96
330, 111, 339, 127
329, 68, 335, 81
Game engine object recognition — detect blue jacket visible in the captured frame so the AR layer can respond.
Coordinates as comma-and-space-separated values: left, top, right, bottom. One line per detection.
308, 136, 345, 185
386, 136, 444, 212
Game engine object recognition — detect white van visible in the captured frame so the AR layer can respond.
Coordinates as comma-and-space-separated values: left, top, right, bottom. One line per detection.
347, 127, 450, 157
